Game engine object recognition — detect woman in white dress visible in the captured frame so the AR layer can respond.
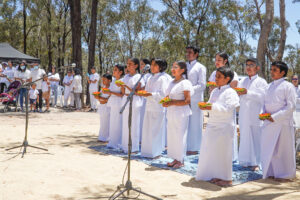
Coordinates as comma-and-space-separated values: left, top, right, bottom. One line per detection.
96, 74, 112, 142
118, 58, 145, 153
137, 58, 169, 158
196, 67, 240, 187
104, 65, 125, 148
162, 61, 194, 168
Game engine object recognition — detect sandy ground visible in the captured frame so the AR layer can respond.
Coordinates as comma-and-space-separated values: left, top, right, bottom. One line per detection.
0, 109, 300, 200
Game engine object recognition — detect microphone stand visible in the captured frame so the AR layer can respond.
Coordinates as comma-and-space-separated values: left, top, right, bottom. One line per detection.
109, 71, 161, 200
5, 71, 58, 157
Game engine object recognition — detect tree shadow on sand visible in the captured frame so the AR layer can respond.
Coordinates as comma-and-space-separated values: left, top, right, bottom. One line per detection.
181, 178, 222, 191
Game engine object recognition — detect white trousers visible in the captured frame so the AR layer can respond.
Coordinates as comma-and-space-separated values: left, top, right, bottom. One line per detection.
89, 88, 98, 109
141, 111, 164, 158
64, 86, 72, 106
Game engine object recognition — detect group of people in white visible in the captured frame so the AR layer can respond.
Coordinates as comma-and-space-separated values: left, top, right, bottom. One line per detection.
93, 46, 300, 187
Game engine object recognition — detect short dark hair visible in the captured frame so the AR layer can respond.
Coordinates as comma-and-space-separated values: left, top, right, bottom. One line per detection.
174, 60, 188, 79
186, 46, 200, 55
91, 66, 96, 70
102, 73, 112, 81
151, 58, 168, 73
216, 66, 234, 84
271, 61, 288, 77
74, 68, 81, 75
246, 57, 259, 66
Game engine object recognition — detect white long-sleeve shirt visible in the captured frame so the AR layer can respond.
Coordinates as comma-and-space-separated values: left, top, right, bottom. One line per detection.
145, 72, 169, 113
264, 78, 296, 126
238, 74, 268, 126
186, 60, 206, 101
72, 75, 82, 93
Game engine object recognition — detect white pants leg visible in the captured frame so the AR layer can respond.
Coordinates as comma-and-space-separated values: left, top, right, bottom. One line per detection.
107, 105, 122, 148
64, 87, 71, 106
98, 104, 110, 141
89, 89, 97, 109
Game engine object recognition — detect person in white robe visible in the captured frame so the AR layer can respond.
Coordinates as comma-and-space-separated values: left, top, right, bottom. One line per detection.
163, 61, 194, 169
260, 61, 296, 181
237, 58, 268, 170
291, 75, 300, 128
105, 65, 125, 148
118, 58, 145, 153
63, 70, 73, 107
139, 59, 152, 142
196, 67, 239, 187
87, 66, 100, 112
185, 46, 207, 154
96, 74, 111, 142
138, 58, 169, 158
208, 52, 239, 161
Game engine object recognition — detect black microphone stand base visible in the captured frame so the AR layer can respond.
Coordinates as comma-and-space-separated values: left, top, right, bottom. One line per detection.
109, 180, 162, 200
6, 140, 48, 158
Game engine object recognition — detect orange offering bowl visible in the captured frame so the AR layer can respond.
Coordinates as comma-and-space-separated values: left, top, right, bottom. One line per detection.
115, 80, 125, 85
137, 90, 147, 95
159, 97, 171, 104
259, 113, 271, 120
234, 87, 246, 92
206, 82, 217, 87
102, 88, 110, 92
92, 91, 101, 96
198, 102, 212, 108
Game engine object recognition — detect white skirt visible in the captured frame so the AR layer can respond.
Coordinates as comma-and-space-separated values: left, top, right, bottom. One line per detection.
107, 105, 122, 149
98, 104, 110, 141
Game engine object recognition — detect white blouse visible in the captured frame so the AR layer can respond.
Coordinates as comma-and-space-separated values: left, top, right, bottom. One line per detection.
166, 79, 194, 117
122, 73, 145, 108
145, 72, 169, 113
107, 78, 123, 107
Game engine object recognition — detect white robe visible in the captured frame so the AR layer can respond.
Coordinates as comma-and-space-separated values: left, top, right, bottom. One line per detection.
209, 69, 239, 161
238, 74, 268, 166
166, 79, 194, 162
107, 79, 123, 148
141, 73, 169, 158
89, 73, 100, 109
261, 78, 296, 179
196, 85, 240, 181
186, 60, 207, 151
293, 86, 300, 128
98, 92, 110, 142
63, 75, 73, 106
162, 72, 173, 147
140, 73, 152, 142
121, 74, 145, 153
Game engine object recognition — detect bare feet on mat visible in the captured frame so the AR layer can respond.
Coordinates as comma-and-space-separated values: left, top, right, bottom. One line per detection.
267, 176, 275, 179
210, 178, 222, 184
274, 178, 293, 182
173, 161, 184, 169
215, 180, 232, 187
187, 151, 198, 155
167, 160, 177, 167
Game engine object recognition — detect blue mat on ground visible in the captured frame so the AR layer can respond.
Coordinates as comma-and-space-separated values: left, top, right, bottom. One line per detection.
90, 145, 262, 186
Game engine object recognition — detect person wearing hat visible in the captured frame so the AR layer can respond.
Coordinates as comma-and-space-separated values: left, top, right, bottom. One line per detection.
87, 66, 100, 112
63, 69, 74, 108
237, 57, 268, 171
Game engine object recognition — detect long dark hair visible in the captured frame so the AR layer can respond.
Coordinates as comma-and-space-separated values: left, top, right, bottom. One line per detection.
141, 58, 151, 73
175, 61, 188, 79
129, 58, 140, 73
216, 52, 230, 67
18, 62, 27, 72
114, 64, 125, 77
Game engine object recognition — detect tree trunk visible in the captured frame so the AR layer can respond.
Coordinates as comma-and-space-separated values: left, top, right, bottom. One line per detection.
256, 0, 274, 78
86, 0, 98, 105
276, 0, 286, 61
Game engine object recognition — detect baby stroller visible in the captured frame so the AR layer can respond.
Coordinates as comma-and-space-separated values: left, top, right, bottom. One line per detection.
0, 80, 21, 112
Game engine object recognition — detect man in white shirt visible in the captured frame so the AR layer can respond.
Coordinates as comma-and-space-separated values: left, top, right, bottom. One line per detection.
63, 69, 74, 108
237, 58, 268, 170
48, 66, 60, 107
30, 63, 46, 112
87, 66, 99, 111
185, 46, 207, 154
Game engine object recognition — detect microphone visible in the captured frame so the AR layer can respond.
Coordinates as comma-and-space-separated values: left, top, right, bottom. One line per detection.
142, 64, 150, 73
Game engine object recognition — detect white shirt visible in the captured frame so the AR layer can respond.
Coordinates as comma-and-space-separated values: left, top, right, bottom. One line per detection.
107, 77, 122, 107
71, 75, 82, 93
145, 73, 169, 113
48, 72, 60, 87
29, 88, 39, 99
209, 69, 239, 82
15, 69, 31, 83
186, 60, 207, 101
208, 85, 240, 124
89, 73, 100, 90
264, 78, 296, 126
166, 79, 194, 117
122, 73, 145, 108
63, 75, 73, 87
42, 81, 50, 92
30, 68, 46, 90
238, 74, 268, 126
4, 67, 15, 80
